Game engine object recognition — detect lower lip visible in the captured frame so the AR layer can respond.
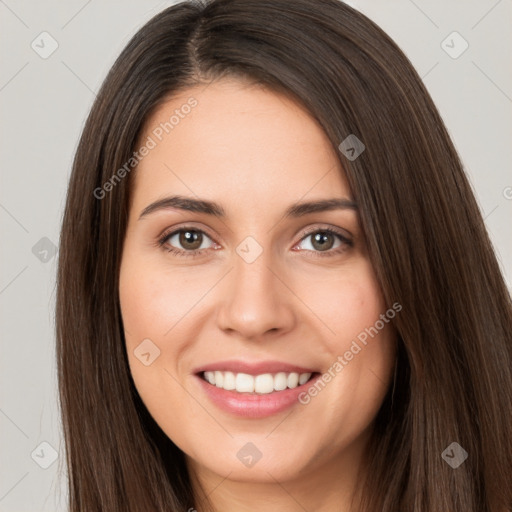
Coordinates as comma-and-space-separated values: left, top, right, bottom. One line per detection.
195, 373, 320, 418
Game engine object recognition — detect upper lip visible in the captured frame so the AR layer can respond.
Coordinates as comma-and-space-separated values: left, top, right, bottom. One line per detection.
193, 360, 318, 376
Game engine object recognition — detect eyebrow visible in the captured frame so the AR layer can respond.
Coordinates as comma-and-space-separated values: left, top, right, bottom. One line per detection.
138, 195, 358, 220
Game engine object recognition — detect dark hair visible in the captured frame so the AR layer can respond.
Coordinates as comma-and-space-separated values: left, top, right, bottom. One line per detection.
56, 0, 512, 510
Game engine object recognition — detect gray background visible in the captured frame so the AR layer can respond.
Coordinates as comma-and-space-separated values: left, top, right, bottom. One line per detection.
1, 0, 511, 510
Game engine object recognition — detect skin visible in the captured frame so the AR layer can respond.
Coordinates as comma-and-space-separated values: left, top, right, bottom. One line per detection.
119, 77, 397, 512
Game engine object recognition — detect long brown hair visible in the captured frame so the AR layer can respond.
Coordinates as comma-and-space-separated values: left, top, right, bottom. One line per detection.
56, 0, 512, 510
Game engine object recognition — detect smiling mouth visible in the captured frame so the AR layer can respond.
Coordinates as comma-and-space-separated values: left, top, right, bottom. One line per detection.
199, 370, 319, 394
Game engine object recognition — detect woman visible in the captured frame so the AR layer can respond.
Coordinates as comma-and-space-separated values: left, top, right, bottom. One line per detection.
56, 0, 512, 510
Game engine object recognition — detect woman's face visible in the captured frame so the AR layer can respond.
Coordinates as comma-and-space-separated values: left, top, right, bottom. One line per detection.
119, 78, 396, 486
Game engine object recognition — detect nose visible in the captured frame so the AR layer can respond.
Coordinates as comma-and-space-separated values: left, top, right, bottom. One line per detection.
215, 247, 296, 340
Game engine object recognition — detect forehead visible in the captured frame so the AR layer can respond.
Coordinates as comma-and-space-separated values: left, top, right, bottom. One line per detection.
131, 78, 351, 212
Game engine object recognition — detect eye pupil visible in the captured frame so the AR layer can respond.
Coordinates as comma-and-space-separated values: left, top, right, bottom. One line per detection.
179, 230, 202, 250
312, 232, 334, 251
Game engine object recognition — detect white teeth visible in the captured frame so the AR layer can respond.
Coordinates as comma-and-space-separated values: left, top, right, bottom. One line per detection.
299, 372, 311, 385
254, 373, 274, 394
235, 373, 254, 392
223, 371, 236, 390
287, 372, 299, 388
274, 372, 288, 391
214, 371, 224, 388
203, 371, 313, 393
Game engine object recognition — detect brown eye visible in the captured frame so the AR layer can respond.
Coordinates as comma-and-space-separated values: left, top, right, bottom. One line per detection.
297, 229, 347, 253
178, 230, 203, 250
162, 229, 214, 253
310, 232, 336, 251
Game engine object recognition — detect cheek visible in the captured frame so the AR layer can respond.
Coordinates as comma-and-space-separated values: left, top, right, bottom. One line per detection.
119, 258, 204, 340
303, 260, 386, 346
119, 259, 195, 439
299, 260, 395, 413
120, 275, 172, 336
119, 257, 214, 395
118, 255, 179, 384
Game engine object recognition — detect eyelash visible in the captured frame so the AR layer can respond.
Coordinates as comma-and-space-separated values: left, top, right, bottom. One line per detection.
157, 225, 353, 259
